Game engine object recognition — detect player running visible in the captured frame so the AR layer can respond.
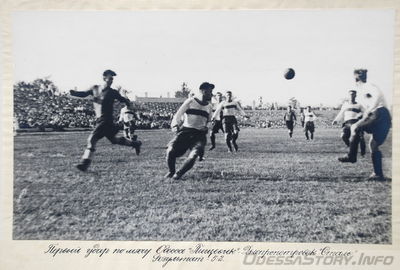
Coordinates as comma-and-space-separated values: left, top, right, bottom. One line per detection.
304, 106, 317, 140
209, 92, 224, 150
299, 108, 305, 128
332, 90, 366, 157
212, 91, 247, 152
70, 70, 142, 172
284, 105, 297, 138
119, 104, 138, 141
339, 69, 391, 180
165, 82, 214, 180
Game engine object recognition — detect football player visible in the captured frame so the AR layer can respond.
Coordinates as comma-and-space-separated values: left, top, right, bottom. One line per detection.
119, 104, 138, 141
284, 105, 297, 138
165, 82, 214, 180
332, 90, 366, 156
304, 106, 317, 140
212, 91, 247, 152
339, 69, 391, 180
209, 92, 224, 150
70, 70, 142, 172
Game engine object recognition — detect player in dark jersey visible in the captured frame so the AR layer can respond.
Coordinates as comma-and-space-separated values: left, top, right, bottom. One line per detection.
209, 92, 224, 150
283, 105, 297, 138
70, 70, 142, 172
165, 82, 214, 180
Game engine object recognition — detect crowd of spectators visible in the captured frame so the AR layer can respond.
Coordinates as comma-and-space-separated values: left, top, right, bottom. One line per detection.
14, 79, 339, 132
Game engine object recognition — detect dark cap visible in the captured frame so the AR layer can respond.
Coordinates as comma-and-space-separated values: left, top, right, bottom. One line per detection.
199, 82, 215, 91
226, 90, 232, 94
349, 89, 357, 94
354, 69, 367, 74
103, 70, 117, 76
215, 92, 222, 95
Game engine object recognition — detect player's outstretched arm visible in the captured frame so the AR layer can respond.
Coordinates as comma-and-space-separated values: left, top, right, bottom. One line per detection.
69, 89, 93, 98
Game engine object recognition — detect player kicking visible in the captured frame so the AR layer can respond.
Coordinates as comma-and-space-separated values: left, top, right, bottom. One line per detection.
339, 69, 391, 180
284, 105, 297, 138
304, 106, 317, 140
332, 90, 366, 157
212, 91, 247, 152
209, 92, 224, 150
165, 82, 214, 180
70, 70, 142, 172
119, 104, 138, 141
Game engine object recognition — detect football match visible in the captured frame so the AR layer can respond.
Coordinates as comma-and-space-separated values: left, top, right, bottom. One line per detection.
11, 10, 394, 243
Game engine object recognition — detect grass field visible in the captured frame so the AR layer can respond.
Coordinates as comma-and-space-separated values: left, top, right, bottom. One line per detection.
13, 128, 392, 243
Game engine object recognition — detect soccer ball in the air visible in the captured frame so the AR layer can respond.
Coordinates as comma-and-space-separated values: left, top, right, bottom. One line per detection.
284, 68, 295, 80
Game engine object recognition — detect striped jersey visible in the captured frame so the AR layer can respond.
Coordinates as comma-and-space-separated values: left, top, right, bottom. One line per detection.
304, 111, 317, 122
119, 106, 135, 123
171, 97, 212, 130
333, 101, 364, 123
355, 82, 387, 113
212, 99, 246, 119
284, 111, 296, 122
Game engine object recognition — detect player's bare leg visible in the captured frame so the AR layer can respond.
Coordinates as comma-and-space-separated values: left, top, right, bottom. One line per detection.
232, 131, 239, 152
225, 133, 233, 152
76, 133, 99, 171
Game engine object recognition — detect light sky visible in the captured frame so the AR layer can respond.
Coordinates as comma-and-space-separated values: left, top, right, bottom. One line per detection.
12, 10, 394, 106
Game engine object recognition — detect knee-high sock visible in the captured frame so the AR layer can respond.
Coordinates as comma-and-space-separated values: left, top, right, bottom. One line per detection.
360, 136, 366, 155
305, 131, 309, 140
371, 151, 383, 176
210, 133, 216, 148
82, 148, 94, 161
348, 135, 360, 160
226, 134, 232, 150
166, 151, 176, 174
176, 156, 197, 177
113, 136, 140, 147
310, 132, 314, 140
342, 135, 350, 147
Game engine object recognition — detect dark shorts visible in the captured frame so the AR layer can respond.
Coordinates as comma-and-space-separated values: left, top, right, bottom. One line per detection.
211, 120, 224, 134
304, 121, 315, 133
285, 121, 294, 130
360, 107, 391, 145
342, 119, 363, 138
222, 115, 239, 134
167, 127, 207, 157
88, 119, 120, 150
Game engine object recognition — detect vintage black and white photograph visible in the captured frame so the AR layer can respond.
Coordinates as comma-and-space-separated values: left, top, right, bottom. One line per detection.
12, 10, 394, 243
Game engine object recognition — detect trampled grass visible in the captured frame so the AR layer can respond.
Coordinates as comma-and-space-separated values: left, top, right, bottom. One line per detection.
13, 128, 391, 243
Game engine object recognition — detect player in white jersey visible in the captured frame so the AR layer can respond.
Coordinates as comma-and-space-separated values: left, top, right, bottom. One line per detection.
212, 91, 247, 152
165, 82, 214, 180
304, 106, 317, 140
332, 90, 366, 156
339, 69, 391, 180
209, 92, 224, 150
118, 104, 138, 141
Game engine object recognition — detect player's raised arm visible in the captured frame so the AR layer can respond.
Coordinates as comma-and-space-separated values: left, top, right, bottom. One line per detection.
171, 98, 192, 131
69, 88, 94, 98
236, 101, 247, 116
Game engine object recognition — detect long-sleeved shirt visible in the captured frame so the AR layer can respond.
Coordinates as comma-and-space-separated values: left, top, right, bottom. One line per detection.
171, 97, 212, 131
333, 101, 364, 123
212, 99, 246, 119
70, 85, 129, 121
356, 82, 387, 113
304, 111, 317, 122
